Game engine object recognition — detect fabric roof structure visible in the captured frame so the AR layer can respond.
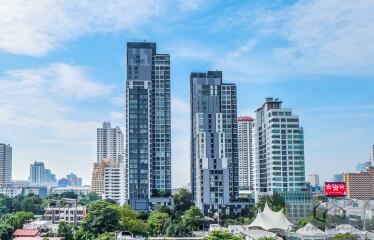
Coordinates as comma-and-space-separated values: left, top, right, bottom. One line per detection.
248, 202, 293, 232
296, 223, 325, 237
241, 229, 277, 239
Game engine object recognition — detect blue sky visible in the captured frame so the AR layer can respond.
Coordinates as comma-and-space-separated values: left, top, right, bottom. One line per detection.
0, 0, 373, 187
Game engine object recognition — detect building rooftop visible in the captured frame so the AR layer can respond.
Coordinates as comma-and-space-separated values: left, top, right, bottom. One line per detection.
13, 229, 39, 237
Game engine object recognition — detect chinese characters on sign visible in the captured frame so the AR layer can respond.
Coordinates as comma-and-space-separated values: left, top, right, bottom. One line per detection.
325, 182, 347, 197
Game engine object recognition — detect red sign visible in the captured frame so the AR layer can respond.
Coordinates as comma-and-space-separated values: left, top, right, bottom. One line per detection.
237, 116, 254, 122
325, 182, 347, 197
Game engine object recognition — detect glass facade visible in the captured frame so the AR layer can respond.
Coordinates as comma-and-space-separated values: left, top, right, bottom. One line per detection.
125, 42, 171, 210
190, 71, 240, 214
253, 98, 306, 198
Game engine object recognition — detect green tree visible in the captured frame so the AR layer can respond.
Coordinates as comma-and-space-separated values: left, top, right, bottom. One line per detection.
333, 233, 358, 240
255, 194, 285, 213
147, 211, 171, 236
97, 232, 115, 240
0, 224, 14, 240
6, 211, 34, 229
182, 206, 203, 230
205, 230, 243, 240
19, 194, 44, 214
79, 200, 120, 238
257, 237, 276, 240
165, 220, 192, 237
0, 194, 13, 214
173, 188, 193, 213
117, 205, 148, 236
57, 221, 74, 240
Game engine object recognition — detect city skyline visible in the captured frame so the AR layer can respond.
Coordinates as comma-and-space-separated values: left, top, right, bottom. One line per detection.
0, 1, 373, 187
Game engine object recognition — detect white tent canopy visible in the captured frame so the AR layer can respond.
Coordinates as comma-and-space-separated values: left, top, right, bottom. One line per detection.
248, 202, 293, 232
296, 223, 325, 237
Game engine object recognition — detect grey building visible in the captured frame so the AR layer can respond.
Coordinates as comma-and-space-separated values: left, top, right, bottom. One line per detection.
253, 98, 306, 198
0, 143, 12, 186
97, 121, 124, 163
125, 42, 171, 210
190, 71, 250, 215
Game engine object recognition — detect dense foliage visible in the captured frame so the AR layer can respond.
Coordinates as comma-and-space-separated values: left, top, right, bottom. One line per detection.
205, 230, 243, 240
0, 188, 257, 239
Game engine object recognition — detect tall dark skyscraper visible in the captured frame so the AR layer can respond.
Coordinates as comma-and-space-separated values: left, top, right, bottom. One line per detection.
190, 71, 248, 215
125, 42, 171, 210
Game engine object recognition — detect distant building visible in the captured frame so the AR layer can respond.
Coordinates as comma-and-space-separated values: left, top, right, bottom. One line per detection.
29, 161, 56, 186
307, 174, 320, 187
91, 158, 111, 197
51, 186, 91, 196
44, 198, 86, 226
344, 167, 374, 200
237, 116, 254, 190
66, 173, 83, 187
57, 178, 68, 187
0, 143, 12, 186
0, 186, 22, 197
23, 186, 48, 198
253, 98, 306, 198
333, 174, 343, 182
0, 186, 48, 198
356, 161, 372, 172
97, 121, 124, 163
12, 180, 30, 188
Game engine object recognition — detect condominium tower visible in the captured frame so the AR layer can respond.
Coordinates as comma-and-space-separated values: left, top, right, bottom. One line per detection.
190, 71, 246, 215
0, 143, 12, 186
29, 161, 56, 186
125, 42, 171, 210
97, 121, 124, 163
253, 98, 306, 198
237, 116, 254, 190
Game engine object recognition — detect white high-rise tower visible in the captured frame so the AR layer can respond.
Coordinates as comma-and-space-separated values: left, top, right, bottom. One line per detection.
237, 116, 254, 190
97, 121, 124, 163
253, 98, 306, 198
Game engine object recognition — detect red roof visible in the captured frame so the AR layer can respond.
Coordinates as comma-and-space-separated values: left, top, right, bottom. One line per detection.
237, 116, 254, 122
13, 229, 39, 237
13, 238, 64, 240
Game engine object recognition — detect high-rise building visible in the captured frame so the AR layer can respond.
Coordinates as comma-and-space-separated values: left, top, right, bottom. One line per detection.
125, 42, 171, 210
91, 158, 111, 197
0, 143, 12, 186
103, 162, 125, 204
29, 161, 56, 186
66, 173, 83, 187
307, 174, 320, 187
237, 116, 254, 190
253, 98, 306, 198
29, 161, 46, 185
97, 121, 124, 163
190, 71, 250, 215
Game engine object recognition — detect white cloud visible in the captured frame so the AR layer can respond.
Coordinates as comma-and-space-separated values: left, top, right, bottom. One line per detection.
214, 0, 374, 78
0, 0, 161, 56
168, 42, 217, 62
178, 0, 203, 12
172, 97, 189, 114
274, 0, 374, 73
0, 63, 112, 183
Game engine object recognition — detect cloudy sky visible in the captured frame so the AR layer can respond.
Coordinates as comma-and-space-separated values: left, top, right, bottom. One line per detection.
0, 0, 373, 187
